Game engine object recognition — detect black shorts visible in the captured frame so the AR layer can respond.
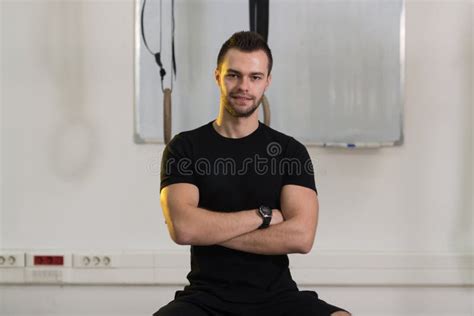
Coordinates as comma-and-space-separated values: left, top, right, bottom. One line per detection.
153, 289, 349, 316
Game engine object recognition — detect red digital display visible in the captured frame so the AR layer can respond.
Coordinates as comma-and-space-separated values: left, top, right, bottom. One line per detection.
34, 255, 64, 266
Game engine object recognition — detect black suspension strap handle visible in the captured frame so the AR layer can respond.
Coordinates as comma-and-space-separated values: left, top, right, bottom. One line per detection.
250, 0, 271, 126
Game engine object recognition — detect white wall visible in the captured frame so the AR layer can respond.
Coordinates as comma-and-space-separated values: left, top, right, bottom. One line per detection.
0, 0, 472, 315
0, 285, 473, 316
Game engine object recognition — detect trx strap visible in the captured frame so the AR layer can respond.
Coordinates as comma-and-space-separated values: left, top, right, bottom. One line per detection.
249, 0, 269, 42
141, 0, 175, 144
249, 0, 271, 126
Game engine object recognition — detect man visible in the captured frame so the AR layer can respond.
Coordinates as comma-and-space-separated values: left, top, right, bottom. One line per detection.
155, 31, 350, 316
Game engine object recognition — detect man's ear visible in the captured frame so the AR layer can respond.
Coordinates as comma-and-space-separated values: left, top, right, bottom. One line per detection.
214, 68, 220, 85
265, 73, 272, 89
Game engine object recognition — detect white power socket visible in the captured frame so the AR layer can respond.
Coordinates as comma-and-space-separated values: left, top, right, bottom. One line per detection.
72, 254, 116, 268
0, 252, 25, 268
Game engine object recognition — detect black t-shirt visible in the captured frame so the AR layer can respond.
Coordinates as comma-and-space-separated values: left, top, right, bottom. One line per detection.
160, 120, 317, 303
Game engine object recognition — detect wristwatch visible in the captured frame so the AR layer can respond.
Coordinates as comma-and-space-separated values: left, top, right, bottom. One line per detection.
257, 205, 272, 229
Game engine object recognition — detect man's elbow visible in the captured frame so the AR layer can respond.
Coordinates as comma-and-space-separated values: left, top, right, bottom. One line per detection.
166, 219, 194, 245
171, 231, 190, 245
171, 230, 197, 245
163, 206, 200, 245
298, 242, 313, 254
296, 233, 315, 254
174, 237, 191, 246
170, 220, 212, 246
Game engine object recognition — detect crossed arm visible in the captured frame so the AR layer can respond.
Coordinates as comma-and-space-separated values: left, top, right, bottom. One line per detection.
160, 183, 319, 255
218, 184, 318, 254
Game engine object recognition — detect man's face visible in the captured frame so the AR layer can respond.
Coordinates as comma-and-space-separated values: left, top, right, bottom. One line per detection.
215, 48, 272, 118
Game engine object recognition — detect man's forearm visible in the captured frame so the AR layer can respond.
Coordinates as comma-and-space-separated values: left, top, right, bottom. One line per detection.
172, 206, 262, 246
218, 218, 309, 255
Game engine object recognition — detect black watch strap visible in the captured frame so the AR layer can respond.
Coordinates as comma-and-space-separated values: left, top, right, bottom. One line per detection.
258, 205, 272, 229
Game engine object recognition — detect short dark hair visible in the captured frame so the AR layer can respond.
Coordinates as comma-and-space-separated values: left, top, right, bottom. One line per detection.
216, 31, 273, 75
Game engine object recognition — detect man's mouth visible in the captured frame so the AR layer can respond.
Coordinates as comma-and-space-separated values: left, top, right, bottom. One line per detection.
231, 95, 253, 100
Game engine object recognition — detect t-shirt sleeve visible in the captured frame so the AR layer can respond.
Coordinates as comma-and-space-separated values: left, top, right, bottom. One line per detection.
281, 137, 318, 194
160, 133, 197, 193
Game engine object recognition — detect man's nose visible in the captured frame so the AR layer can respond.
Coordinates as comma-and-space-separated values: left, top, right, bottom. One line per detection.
237, 77, 250, 91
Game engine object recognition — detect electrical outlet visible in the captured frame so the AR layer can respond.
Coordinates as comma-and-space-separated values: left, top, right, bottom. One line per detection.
0, 252, 25, 268
72, 254, 115, 268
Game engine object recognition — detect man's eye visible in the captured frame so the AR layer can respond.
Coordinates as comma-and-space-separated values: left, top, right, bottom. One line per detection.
226, 74, 237, 78
252, 76, 262, 80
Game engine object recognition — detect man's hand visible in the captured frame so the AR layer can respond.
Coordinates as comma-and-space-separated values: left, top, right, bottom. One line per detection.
270, 209, 284, 225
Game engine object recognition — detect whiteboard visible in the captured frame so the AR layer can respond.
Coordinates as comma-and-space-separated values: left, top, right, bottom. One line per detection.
134, 0, 404, 147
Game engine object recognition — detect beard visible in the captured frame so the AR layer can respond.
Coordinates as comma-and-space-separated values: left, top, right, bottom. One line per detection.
223, 93, 263, 118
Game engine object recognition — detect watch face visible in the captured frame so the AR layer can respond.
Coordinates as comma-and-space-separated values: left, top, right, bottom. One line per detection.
258, 205, 272, 229
259, 205, 272, 216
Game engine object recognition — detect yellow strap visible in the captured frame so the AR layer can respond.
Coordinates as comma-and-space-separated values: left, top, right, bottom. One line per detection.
262, 94, 271, 126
